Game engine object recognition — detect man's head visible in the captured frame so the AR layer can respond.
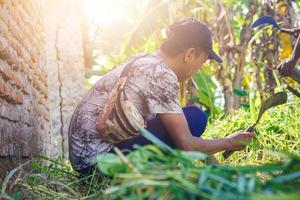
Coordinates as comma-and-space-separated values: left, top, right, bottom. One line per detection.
160, 17, 222, 81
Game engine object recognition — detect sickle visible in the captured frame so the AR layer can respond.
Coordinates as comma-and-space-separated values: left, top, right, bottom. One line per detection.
223, 92, 288, 159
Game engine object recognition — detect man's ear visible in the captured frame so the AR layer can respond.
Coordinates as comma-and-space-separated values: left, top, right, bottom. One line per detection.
184, 48, 196, 63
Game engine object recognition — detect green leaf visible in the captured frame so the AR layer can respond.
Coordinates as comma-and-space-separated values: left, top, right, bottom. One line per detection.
271, 172, 300, 183
27, 175, 36, 187
233, 88, 248, 97
180, 151, 207, 161
240, 103, 250, 110
12, 192, 20, 200
193, 71, 221, 118
96, 153, 126, 176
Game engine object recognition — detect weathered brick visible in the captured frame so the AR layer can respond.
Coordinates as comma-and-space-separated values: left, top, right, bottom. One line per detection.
0, 60, 13, 80
7, 48, 18, 66
3, 83, 12, 100
0, 7, 9, 25
0, 78, 5, 95
0, 101, 15, 121
32, 75, 38, 89
0, 19, 8, 36
1, 21, 10, 41
12, 73, 22, 89
16, 89, 23, 104
11, 88, 18, 103
0, 36, 9, 59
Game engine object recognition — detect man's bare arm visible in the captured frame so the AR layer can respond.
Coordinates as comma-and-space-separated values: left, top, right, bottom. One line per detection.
159, 113, 254, 154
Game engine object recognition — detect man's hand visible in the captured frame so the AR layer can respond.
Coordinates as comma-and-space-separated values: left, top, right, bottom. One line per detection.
225, 131, 255, 151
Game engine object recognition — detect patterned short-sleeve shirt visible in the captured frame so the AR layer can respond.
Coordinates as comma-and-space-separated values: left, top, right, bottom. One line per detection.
68, 52, 182, 171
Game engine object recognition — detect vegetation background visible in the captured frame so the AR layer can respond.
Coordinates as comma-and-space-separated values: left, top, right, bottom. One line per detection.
83, 0, 300, 118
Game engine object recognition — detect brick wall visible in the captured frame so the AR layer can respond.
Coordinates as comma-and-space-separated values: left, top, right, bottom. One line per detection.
0, 0, 50, 157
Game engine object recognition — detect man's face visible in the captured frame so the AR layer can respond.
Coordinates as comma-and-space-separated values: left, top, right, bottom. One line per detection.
179, 49, 209, 81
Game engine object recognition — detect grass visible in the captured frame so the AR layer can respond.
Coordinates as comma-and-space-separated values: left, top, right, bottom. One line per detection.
0, 96, 299, 200
96, 146, 300, 200
206, 94, 300, 165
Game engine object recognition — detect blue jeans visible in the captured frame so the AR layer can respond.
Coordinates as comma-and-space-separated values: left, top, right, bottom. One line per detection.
115, 105, 208, 150
77, 105, 207, 177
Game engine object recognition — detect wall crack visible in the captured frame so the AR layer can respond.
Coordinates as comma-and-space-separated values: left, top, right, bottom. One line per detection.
54, 25, 65, 158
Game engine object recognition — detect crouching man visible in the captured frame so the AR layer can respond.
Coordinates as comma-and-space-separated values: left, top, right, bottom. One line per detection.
68, 17, 254, 176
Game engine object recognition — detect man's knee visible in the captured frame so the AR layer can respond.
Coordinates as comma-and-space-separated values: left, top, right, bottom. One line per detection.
183, 105, 208, 137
